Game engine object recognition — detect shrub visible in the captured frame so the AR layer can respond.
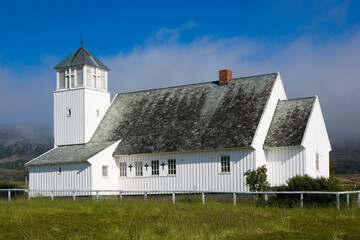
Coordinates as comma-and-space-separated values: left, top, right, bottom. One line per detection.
0, 181, 21, 189
272, 175, 344, 207
244, 165, 270, 192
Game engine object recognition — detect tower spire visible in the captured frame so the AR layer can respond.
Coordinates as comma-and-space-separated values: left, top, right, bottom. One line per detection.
80, 32, 84, 47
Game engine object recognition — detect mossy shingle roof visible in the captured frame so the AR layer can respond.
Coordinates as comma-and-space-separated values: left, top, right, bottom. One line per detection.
264, 97, 315, 148
26, 141, 115, 166
91, 73, 278, 155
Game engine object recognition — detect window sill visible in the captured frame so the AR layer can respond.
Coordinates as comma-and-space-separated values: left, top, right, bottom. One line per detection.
219, 172, 230, 175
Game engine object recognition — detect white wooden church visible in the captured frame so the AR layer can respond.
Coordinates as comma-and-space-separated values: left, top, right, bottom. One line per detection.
26, 45, 331, 196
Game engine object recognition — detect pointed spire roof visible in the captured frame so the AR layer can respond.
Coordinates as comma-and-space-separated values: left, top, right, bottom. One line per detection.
54, 47, 110, 71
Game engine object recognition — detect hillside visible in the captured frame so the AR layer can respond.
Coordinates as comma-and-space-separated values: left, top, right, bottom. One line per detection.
0, 123, 359, 181
330, 137, 360, 174
0, 123, 53, 181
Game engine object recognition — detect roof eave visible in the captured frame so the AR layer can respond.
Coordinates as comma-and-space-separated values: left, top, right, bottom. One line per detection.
113, 145, 255, 158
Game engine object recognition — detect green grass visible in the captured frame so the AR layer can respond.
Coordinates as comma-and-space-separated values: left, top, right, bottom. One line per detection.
0, 197, 359, 239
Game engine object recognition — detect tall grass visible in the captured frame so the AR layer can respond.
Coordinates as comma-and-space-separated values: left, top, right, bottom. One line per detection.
0, 197, 359, 239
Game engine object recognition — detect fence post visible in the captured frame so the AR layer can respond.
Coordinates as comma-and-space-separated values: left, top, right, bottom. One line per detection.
144, 192, 147, 201
233, 193, 236, 206
8, 190, 10, 202
119, 191, 122, 201
73, 191, 76, 201
300, 193, 304, 208
172, 192, 175, 204
201, 192, 205, 205
358, 192, 360, 208
336, 193, 340, 210
264, 193, 268, 203
347, 192, 350, 209
96, 191, 99, 201
51, 191, 54, 201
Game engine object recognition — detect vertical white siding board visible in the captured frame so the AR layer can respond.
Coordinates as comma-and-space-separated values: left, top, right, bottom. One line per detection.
115, 148, 255, 193
265, 147, 306, 186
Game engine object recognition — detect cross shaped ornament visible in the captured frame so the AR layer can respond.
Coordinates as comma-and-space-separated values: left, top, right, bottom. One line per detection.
161, 162, 166, 170
144, 163, 149, 171
129, 164, 133, 171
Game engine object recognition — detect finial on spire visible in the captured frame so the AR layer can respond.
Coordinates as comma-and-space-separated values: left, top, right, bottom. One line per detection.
80, 32, 84, 47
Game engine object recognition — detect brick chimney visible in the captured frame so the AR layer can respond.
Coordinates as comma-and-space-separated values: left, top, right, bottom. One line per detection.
219, 69, 232, 85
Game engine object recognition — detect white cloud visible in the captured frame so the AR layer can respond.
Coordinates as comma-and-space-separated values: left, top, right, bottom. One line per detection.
0, 60, 55, 124
104, 28, 360, 141
1, 24, 359, 141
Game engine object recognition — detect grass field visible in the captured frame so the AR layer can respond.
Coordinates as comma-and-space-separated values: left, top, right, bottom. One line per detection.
0, 197, 360, 239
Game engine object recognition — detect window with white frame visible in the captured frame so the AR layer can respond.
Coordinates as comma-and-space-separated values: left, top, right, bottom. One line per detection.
152, 160, 159, 176
316, 153, 320, 171
102, 165, 108, 177
58, 67, 84, 90
221, 156, 230, 173
67, 109, 71, 117
168, 159, 176, 175
135, 161, 143, 176
119, 162, 127, 177
58, 69, 65, 89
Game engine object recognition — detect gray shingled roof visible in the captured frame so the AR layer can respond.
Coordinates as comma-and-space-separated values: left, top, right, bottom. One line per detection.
91, 73, 278, 155
54, 47, 110, 70
26, 141, 115, 166
264, 97, 315, 148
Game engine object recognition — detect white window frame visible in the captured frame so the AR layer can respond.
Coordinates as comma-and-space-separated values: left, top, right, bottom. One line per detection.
151, 160, 159, 176
64, 67, 76, 89
168, 159, 176, 175
135, 161, 143, 177
119, 162, 127, 177
102, 165, 109, 177
221, 156, 230, 173
67, 109, 71, 117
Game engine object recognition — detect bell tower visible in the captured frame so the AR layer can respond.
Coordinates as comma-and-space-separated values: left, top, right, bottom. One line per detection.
53, 42, 110, 146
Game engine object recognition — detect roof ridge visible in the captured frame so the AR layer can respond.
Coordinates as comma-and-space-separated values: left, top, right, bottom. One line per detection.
116, 72, 278, 96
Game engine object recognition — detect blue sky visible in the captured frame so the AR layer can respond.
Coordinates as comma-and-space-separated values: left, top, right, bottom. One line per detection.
1, 0, 360, 141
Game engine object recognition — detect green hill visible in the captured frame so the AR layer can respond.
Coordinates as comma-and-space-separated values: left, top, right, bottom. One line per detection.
0, 123, 53, 181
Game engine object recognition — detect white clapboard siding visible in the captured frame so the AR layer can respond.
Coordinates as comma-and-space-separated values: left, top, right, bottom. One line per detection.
88, 141, 120, 195
116, 149, 255, 193
54, 88, 110, 146
29, 164, 92, 197
265, 147, 306, 186
302, 97, 331, 178
54, 89, 86, 146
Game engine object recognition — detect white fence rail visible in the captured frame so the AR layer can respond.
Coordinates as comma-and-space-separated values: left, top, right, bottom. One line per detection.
1, 189, 360, 210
